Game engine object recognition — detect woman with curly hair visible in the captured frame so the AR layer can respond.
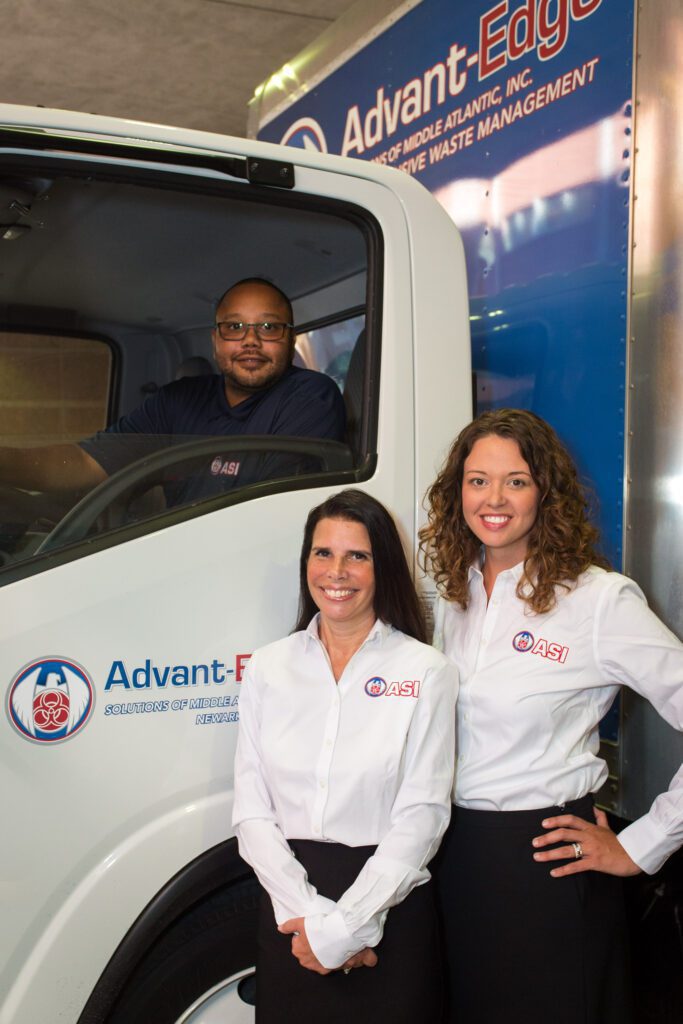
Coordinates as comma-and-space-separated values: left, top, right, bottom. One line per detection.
420, 408, 683, 1024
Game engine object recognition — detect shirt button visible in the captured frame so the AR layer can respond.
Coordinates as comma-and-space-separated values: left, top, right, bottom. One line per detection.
319, 780, 326, 789
325, 739, 333, 748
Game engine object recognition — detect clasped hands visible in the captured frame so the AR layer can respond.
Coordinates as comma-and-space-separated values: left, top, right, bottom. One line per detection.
279, 917, 378, 975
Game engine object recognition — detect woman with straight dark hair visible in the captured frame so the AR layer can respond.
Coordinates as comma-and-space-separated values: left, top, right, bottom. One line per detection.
233, 488, 457, 1023
420, 408, 683, 1024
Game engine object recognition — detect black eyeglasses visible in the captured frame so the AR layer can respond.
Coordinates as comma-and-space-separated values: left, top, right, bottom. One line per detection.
214, 320, 293, 342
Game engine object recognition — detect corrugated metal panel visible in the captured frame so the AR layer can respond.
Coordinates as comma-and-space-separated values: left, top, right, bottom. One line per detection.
621, 0, 683, 821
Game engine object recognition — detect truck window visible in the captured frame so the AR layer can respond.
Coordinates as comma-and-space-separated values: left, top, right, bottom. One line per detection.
296, 312, 365, 388
0, 163, 379, 584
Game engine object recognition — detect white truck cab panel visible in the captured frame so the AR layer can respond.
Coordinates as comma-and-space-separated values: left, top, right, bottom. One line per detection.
0, 105, 470, 1024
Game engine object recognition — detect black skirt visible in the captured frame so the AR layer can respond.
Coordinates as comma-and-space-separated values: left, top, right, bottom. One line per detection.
256, 838, 443, 1024
434, 796, 633, 1024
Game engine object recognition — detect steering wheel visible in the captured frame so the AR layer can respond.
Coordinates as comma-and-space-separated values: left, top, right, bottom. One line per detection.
36, 435, 354, 554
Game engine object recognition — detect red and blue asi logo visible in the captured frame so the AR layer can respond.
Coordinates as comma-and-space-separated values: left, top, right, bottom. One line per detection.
7, 658, 95, 743
364, 676, 421, 698
512, 631, 569, 664
365, 676, 387, 697
210, 457, 240, 477
512, 630, 535, 652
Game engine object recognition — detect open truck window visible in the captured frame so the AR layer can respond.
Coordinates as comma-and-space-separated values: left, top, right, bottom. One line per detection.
0, 156, 379, 583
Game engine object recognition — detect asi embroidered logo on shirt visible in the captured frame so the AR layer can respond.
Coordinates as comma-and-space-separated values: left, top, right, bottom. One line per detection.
210, 457, 241, 477
512, 631, 569, 663
364, 676, 421, 698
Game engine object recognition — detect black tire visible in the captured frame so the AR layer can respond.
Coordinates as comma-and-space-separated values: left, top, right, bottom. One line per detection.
106, 878, 259, 1024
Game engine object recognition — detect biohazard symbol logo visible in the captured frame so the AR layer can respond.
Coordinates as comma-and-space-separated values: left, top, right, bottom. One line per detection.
7, 658, 94, 743
33, 687, 71, 731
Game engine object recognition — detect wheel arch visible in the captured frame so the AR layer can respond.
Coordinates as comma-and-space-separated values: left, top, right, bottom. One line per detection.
77, 837, 253, 1024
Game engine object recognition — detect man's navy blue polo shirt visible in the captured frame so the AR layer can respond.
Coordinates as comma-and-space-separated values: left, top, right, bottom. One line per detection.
80, 366, 346, 504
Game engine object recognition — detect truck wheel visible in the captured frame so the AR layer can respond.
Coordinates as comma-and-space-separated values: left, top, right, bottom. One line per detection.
106, 878, 259, 1024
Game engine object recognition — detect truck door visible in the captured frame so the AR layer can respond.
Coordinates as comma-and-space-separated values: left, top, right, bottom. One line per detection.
0, 113, 457, 1024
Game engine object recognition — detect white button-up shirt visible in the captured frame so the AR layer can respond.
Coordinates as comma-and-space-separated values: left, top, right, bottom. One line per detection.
232, 616, 457, 969
433, 562, 683, 875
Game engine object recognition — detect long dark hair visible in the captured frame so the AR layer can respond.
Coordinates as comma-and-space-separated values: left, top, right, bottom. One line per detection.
294, 488, 427, 643
419, 409, 610, 613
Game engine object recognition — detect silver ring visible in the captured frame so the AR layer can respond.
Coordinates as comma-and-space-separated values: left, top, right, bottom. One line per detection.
343, 968, 351, 975
572, 841, 583, 860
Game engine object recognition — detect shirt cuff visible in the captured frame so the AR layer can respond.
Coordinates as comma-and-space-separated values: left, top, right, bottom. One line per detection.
304, 909, 361, 970
617, 814, 679, 875
271, 892, 337, 926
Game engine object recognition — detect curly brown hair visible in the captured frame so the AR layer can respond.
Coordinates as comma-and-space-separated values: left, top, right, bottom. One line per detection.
419, 409, 610, 613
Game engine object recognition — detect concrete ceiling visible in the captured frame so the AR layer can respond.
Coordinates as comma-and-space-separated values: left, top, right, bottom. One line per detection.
0, 0, 356, 138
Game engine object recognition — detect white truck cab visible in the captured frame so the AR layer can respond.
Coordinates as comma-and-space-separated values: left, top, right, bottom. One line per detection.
0, 105, 470, 1024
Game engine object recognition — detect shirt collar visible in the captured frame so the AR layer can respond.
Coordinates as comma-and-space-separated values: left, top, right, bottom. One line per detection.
467, 563, 482, 583
509, 561, 526, 583
468, 555, 526, 584
304, 614, 321, 644
303, 614, 392, 647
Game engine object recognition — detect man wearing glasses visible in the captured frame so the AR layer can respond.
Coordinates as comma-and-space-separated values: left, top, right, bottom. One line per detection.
212, 278, 303, 405
0, 278, 346, 505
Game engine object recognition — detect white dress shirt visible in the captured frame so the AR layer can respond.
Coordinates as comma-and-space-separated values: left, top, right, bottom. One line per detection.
232, 616, 457, 969
433, 562, 683, 875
